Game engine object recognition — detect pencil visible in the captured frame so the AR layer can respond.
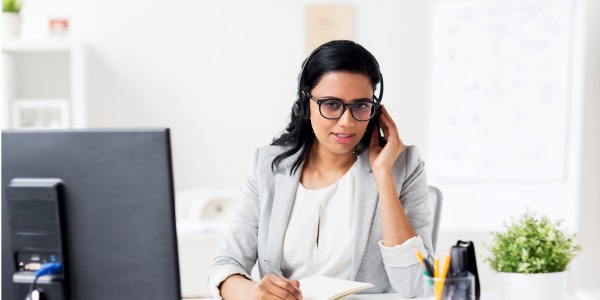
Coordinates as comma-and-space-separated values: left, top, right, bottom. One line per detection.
435, 256, 441, 300
440, 252, 451, 297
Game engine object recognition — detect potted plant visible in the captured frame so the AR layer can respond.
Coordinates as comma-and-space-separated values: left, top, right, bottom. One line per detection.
2, 0, 22, 39
485, 210, 581, 300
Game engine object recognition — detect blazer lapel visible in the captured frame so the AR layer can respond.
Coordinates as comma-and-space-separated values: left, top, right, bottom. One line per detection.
267, 154, 303, 269
350, 151, 379, 281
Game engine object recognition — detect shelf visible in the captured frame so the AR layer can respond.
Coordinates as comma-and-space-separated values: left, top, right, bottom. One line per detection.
1, 38, 86, 129
1, 39, 74, 53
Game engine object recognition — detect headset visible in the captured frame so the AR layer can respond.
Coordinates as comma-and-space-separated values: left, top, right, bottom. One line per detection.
292, 42, 387, 149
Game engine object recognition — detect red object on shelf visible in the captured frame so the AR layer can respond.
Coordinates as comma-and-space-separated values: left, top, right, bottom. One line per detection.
49, 19, 69, 36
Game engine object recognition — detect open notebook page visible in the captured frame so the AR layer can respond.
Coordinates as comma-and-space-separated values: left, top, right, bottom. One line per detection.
298, 275, 374, 300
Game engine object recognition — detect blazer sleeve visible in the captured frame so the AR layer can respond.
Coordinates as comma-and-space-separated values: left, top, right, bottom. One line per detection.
207, 148, 261, 299
379, 145, 434, 297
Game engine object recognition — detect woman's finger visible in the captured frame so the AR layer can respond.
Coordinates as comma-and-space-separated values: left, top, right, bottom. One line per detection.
265, 283, 297, 300
380, 114, 397, 141
268, 276, 302, 300
381, 105, 397, 126
379, 112, 392, 129
291, 280, 300, 289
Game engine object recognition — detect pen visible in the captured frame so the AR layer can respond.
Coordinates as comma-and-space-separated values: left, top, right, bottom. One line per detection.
263, 259, 285, 279
414, 250, 434, 286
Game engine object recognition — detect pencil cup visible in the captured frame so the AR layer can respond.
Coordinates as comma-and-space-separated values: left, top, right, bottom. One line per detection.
423, 274, 475, 300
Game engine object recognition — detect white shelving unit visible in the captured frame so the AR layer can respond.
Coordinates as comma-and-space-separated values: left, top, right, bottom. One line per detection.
1, 38, 86, 129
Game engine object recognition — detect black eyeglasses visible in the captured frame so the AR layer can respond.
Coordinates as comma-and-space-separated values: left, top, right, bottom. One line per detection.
307, 93, 381, 121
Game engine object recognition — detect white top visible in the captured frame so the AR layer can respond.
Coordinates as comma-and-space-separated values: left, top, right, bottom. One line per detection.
280, 163, 356, 280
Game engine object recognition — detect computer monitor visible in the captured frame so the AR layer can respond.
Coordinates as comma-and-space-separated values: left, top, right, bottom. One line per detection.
2, 129, 182, 300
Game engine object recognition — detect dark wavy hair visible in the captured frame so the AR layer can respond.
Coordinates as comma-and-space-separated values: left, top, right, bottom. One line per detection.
271, 40, 383, 175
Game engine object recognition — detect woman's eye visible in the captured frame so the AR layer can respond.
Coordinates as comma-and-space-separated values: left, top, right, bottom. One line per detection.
323, 101, 341, 109
356, 103, 371, 110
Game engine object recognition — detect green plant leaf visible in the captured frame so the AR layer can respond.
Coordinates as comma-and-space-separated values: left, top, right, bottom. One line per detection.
484, 209, 581, 273
2, 0, 21, 13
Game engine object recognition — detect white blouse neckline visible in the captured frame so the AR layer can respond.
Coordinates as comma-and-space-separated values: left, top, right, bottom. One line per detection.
298, 161, 357, 191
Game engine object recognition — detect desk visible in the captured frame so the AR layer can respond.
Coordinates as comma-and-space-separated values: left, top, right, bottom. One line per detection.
186, 291, 580, 300
188, 291, 581, 300
575, 288, 600, 300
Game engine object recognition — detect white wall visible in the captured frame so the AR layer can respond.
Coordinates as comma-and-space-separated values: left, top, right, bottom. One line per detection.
79, 0, 432, 195
577, 0, 600, 290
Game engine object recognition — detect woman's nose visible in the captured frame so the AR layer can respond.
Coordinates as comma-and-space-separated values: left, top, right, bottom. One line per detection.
337, 107, 355, 127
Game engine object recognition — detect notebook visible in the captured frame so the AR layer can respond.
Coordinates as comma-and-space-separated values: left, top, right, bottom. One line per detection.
298, 275, 374, 300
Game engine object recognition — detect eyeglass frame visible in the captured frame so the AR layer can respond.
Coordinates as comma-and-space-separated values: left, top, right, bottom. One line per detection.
305, 92, 381, 121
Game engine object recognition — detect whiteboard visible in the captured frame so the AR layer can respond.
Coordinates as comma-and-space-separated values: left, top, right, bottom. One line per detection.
428, 0, 575, 182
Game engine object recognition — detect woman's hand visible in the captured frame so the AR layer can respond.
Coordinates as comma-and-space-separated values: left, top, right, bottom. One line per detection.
367, 106, 417, 247
247, 274, 303, 300
368, 105, 405, 173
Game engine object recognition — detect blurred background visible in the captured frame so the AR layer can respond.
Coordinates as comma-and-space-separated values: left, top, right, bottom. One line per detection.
1, 0, 598, 298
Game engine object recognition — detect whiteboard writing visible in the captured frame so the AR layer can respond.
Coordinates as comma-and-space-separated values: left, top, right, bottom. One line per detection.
428, 0, 574, 182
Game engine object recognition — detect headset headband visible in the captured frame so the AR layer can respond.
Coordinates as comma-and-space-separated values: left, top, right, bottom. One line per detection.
297, 44, 384, 104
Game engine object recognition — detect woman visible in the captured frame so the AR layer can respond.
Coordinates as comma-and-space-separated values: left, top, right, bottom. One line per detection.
208, 40, 434, 299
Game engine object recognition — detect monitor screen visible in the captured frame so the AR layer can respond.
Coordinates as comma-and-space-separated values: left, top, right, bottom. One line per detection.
2, 129, 181, 300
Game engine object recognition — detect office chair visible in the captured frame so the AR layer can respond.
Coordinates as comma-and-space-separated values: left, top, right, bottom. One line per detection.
428, 186, 443, 252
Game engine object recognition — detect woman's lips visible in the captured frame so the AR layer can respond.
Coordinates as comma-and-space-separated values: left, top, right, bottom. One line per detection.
331, 133, 355, 144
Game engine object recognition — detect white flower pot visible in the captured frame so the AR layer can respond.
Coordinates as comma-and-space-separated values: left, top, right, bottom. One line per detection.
499, 271, 566, 300
2, 12, 22, 39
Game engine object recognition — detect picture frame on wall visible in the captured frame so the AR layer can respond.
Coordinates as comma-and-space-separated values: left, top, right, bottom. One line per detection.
11, 99, 70, 129
305, 4, 354, 55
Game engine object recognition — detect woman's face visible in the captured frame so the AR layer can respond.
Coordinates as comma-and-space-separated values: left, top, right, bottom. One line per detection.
308, 72, 373, 156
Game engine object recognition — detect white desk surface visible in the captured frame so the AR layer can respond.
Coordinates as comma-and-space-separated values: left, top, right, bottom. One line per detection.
575, 288, 600, 300
188, 291, 581, 300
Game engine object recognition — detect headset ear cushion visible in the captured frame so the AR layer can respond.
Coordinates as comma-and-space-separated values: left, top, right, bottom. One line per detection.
293, 98, 304, 117
303, 95, 310, 119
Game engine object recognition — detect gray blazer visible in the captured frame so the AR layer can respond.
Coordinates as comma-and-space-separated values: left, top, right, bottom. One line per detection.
208, 145, 434, 298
